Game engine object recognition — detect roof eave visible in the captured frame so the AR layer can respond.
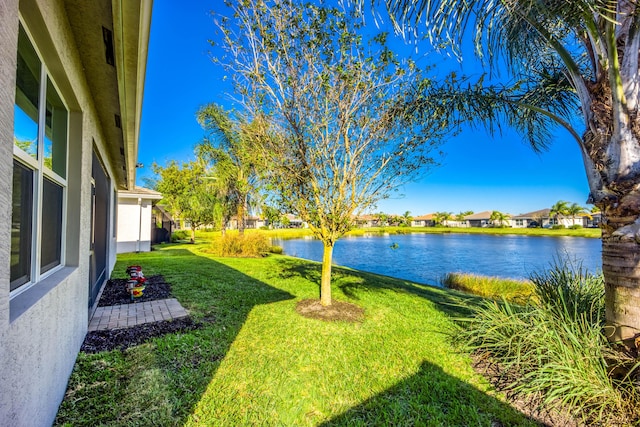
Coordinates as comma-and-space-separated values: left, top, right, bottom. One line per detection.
112, 0, 153, 190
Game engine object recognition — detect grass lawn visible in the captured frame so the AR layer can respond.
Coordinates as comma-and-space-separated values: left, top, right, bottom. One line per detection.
56, 243, 537, 426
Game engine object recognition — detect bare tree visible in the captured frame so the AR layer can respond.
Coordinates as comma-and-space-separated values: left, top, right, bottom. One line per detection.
212, 0, 444, 305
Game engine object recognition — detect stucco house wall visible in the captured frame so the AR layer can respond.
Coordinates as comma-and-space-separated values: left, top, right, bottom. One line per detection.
117, 188, 163, 253
0, 0, 151, 425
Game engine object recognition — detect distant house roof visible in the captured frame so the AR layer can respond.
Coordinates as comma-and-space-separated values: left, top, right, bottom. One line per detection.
512, 209, 551, 219
118, 186, 163, 200
354, 214, 377, 221
413, 213, 435, 220
464, 211, 494, 220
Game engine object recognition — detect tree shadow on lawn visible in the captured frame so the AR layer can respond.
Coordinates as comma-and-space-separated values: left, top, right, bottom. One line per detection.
56, 248, 294, 427
320, 360, 540, 427
275, 256, 479, 318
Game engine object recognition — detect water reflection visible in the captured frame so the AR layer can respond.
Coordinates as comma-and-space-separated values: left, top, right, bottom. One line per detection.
272, 233, 602, 286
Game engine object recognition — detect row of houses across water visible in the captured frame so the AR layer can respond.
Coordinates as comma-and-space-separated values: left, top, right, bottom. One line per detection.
356, 209, 601, 229
160, 208, 601, 235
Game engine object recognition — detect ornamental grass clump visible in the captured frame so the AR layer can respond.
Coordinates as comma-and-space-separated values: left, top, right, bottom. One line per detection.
457, 262, 640, 425
441, 272, 534, 304
206, 234, 271, 257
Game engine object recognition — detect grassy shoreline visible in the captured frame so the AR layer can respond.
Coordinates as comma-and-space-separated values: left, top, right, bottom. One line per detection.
55, 244, 537, 426
235, 225, 602, 239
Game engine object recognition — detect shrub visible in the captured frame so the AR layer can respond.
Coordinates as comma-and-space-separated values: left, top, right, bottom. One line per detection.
569, 224, 583, 229
171, 230, 189, 242
529, 259, 604, 321
456, 262, 639, 425
206, 234, 271, 257
551, 224, 565, 229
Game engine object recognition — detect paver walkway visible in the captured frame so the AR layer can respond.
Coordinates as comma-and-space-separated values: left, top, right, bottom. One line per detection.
89, 298, 189, 331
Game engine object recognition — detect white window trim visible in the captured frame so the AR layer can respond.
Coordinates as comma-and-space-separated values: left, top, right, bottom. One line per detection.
10, 22, 69, 300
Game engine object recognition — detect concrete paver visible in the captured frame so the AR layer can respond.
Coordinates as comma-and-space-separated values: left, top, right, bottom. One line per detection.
88, 298, 189, 331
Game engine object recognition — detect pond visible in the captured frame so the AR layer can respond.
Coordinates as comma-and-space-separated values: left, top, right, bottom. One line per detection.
271, 233, 602, 286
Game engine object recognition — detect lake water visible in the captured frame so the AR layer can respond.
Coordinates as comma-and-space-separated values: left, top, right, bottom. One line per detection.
272, 233, 602, 286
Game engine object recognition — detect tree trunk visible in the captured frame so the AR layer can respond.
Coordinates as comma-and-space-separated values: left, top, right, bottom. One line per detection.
583, 119, 640, 347
601, 198, 640, 347
190, 226, 196, 244
320, 243, 333, 306
237, 202, 245, 235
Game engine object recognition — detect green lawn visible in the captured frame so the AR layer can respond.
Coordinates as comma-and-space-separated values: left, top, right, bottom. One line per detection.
55, 243, 537, 426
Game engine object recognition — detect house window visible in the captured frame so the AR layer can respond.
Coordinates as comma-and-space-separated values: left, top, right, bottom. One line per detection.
515, 219, 524, 226
11, 24, 68, 295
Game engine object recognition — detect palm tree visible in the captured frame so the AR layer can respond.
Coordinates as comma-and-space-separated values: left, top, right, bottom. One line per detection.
489, 210, 510, 227
454, 211, 473, 227
435, 211, 453, 227
401, 210, 413, 227
196, 104, 259, 235
549, 200, 570, 227
566, 202, 589, 226
380, 0, 640, 344
375, 212, 389, 227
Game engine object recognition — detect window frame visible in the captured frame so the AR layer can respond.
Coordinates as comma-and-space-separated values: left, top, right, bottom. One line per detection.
10, 22, 69, 299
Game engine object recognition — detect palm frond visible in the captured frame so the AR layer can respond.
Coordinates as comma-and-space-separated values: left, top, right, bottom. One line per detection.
381, 0, 603, 77
405, 71, 581, 152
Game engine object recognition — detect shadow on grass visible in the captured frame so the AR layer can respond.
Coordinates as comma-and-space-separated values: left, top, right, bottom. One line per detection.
275, 256, 479, 318
321, 360, 538, 426
55, 247, 294, 427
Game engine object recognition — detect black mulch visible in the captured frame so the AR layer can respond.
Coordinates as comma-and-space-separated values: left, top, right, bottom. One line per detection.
97, 275, 172, 306
81, 317, 200, 353
84, 274, 205, 353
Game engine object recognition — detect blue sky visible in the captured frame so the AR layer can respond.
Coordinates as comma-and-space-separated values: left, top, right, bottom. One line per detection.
138, 1, 590, 217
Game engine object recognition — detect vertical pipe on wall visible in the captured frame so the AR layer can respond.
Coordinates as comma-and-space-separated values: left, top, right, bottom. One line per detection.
137, 197, 142, 252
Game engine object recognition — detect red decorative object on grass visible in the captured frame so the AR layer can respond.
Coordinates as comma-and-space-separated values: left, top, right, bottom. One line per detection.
126, 265, 146, 299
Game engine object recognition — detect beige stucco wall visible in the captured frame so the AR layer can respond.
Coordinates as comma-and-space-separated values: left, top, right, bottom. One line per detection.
0, 0, 121, 425
0, 0, 19, 331
117, 197, 155, 253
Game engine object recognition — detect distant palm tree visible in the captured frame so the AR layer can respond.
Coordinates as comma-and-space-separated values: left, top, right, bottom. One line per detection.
455, 210, 473, 224
566, 203, 590, 226
401, 210, 413, 227
490, 210, 510, 227
375, 212, 389, 227
388, 215, 402, 226
549, 200, 570, 227
435, 211, 453, 227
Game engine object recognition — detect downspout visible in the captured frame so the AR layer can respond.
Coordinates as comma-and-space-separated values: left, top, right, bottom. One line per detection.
137, 197, 142, 253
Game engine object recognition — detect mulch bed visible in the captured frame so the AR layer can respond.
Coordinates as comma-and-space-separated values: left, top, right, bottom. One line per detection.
472, 354, 581, 427
81, 317, 199, 353
84, 275, 202, 353
97, 275, 172, 306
